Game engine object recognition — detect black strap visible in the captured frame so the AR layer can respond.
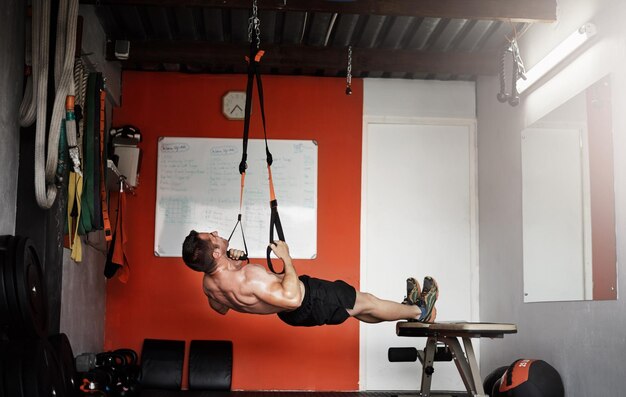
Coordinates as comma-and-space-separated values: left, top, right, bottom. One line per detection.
229, 43, 258, 261
253, 60, 273, 167
233, 42, 285, 273
266, 200, 285, 274
227, 214, 249, 262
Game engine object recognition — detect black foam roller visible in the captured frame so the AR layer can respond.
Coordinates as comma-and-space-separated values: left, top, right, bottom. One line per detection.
388, 347, 418, 362
140, 339, 185, 390
188, 340, 233, 391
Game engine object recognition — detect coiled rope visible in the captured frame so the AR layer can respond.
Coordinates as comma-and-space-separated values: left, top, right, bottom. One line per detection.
19, 0, 80, 209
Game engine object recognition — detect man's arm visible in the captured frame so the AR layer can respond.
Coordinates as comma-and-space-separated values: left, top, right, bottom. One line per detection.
208, 296, 230, 315
263, 240, 302, 310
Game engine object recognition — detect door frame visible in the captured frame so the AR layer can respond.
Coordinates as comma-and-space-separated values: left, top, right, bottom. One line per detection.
359, 116, 479, 390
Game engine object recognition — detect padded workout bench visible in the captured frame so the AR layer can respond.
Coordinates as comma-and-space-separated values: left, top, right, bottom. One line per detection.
395, 322, 517, 397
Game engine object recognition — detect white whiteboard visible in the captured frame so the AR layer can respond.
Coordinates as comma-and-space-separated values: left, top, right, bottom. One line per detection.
154, 137, 317, 258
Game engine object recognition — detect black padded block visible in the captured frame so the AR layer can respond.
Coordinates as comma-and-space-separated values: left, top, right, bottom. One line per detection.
140, 339, 185, 390
188, 340, 233, 391
388, 347, 418, 362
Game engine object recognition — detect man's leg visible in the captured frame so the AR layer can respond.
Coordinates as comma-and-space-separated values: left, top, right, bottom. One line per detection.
346, 291, 421, 323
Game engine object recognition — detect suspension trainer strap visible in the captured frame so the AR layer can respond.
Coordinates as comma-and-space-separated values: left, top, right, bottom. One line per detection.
252, 53, 286, 274
230, 41, 286, 273
227, 44, 260, 262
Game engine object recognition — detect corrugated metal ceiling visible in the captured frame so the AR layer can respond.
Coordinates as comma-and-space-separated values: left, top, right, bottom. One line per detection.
91, 4, 534, 80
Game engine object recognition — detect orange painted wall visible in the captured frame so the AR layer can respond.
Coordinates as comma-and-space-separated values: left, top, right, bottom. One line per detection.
105, 72, 363, 390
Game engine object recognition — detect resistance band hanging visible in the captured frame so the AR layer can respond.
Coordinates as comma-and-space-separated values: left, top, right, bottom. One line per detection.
228, 0, 286, 274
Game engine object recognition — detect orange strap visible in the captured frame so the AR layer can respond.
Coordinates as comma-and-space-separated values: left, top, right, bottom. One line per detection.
99, 90, 112, 242
244, 50, 265, 64
267, 165, 276, 201
239, 173, 246, 211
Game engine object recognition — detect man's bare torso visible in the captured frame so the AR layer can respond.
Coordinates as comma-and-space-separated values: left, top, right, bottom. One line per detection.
202, 262, 305, 314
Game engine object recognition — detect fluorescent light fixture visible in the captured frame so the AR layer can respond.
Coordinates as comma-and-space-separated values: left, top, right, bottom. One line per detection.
517, 23, 597, 94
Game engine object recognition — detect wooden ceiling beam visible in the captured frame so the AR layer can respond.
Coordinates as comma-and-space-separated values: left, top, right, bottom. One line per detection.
106, 41, 500, 76
84, 0, 556, 23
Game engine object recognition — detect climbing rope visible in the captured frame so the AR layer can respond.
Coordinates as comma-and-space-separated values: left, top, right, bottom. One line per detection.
19, 0, 80, 209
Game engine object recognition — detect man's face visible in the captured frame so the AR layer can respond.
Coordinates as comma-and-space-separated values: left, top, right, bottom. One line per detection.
200, 231, 228, 253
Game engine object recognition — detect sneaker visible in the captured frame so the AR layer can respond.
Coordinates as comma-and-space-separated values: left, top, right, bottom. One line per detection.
403, 277, 421, 305
417, 276, 439, 323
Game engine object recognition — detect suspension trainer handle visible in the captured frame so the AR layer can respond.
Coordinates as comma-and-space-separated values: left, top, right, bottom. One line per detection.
227, 213, 250, 262
227, 251, 248, 262
266, 199, 286, 274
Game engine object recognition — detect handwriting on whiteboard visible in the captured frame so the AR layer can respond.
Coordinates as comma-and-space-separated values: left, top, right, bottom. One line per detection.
155, 138, 317, 259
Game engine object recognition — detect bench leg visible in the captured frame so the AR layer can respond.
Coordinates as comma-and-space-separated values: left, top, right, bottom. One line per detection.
444, 337, 487, 397
419, 337, 437, 397
462, 337, 487, 397
415, 336, 488, 397
445, 337, 475, 394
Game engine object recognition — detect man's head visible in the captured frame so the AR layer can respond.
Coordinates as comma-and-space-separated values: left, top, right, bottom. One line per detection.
182, 230, 222, 273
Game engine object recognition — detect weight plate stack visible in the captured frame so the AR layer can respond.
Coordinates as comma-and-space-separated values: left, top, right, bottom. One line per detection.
0, 235, 72, 397
0, 236, 13, 331
4, 342, 26, 397
20, 339, 67, 397
1, 235, 22, 332
0, 235, 48, 339
15, 237, 48, 338
0, 341, 8, 397
49, 333, 80, 397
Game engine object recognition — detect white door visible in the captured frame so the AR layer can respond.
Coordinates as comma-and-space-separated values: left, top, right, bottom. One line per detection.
360, 120, 478, 391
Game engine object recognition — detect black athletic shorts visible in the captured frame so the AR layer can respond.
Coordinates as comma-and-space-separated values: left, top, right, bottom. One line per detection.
277, 275, 356, 327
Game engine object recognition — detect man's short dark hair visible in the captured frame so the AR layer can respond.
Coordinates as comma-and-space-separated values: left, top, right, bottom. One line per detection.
182, 230, 216, 273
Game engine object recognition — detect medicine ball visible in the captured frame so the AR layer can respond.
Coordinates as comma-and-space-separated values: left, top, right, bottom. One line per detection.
492, 359, 564, 397
483, 366, 508, 396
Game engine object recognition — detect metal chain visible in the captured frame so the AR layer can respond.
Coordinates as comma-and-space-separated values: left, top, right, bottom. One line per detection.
496, 45, 509, 103
510, 38, 526, 80
496, 37, 525, 106
248, 0, 261, 48
346, 45, 353, 95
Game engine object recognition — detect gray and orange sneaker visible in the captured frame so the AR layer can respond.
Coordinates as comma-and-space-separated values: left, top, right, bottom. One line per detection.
417, 276, 438, 323
403, 277, 421, 305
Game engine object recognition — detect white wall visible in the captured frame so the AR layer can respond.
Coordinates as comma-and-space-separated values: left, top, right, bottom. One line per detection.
477, 0, 626, 395
362, 79, 478, 391
364, 79, 476, 119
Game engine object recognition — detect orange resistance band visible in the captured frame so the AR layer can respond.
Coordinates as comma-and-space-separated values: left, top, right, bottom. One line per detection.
99, 90, 112, 242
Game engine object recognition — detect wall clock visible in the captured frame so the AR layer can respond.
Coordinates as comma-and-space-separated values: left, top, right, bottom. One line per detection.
222, 91, 246, 120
